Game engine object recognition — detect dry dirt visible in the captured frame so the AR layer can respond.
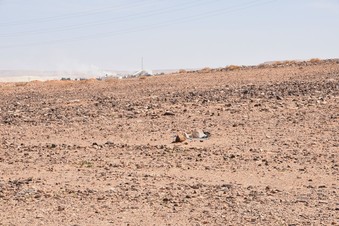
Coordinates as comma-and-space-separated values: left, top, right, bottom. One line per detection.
0, 60, 338, 225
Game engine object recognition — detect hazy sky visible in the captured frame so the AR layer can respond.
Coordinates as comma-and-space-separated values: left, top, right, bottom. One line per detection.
0, 0, 338, 71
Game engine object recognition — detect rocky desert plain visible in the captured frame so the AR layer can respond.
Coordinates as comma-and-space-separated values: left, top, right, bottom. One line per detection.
0, 59, 338, 225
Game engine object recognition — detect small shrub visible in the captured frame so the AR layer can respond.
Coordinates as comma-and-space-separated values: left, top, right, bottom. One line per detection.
226, 65, 241, 71
105, 77, 119, 83
273, 61, 282, 65
15, 82, 28, 87
200, 67, 212, 73
309, 58, 321, 63
284, 60, 297, 65
80, 160, 93, 168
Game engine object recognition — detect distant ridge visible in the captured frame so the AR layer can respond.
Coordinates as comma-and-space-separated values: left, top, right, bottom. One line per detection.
1, 58, 338, 82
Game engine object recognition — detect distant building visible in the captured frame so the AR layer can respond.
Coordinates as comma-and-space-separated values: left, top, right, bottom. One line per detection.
132, 70, 153, 77
61, 77, 71, 81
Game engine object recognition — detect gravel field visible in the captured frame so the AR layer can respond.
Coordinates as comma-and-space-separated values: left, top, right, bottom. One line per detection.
0, 60, 338, 225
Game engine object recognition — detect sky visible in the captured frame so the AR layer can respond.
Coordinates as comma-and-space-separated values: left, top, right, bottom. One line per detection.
0, 0, 338, 71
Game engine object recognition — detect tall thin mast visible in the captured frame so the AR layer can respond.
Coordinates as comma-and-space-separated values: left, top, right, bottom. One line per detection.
141, 57, 144, 71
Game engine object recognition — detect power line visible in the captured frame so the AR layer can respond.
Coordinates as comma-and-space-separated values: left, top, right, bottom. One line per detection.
0, 0, 278, 49
0, 0, 156, 26
0, 0, 216, 37
1, 0, 275, 47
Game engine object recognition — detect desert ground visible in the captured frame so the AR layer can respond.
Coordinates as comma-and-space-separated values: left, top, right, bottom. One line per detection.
0, 60, 338, 225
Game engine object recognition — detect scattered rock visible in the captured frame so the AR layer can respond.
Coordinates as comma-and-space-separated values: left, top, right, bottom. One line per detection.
163, 111, 175, 116
57, 206, 65, 211
276, 95, 283, 100
191, 129, 208, 139
174, 132, 187, 143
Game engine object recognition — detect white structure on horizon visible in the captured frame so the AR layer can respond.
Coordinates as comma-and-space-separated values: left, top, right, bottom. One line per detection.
132, 70, 153, 77
131, 57, 153, 77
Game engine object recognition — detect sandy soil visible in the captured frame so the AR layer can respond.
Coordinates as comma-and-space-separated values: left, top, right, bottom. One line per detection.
0, 60, 338, 225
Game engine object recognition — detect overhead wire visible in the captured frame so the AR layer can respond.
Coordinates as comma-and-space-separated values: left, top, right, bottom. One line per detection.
0, 0, 218, 37
0, 0, 278, 49
0, 0, 157, 26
